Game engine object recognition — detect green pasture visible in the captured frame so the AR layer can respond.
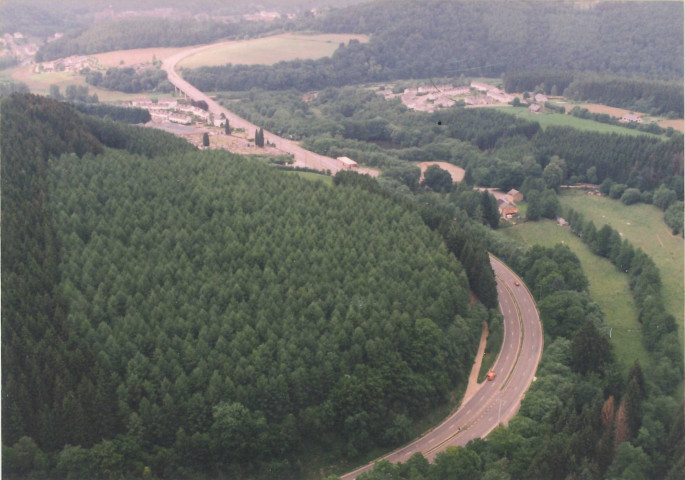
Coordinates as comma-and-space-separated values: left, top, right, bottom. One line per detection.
6, 67, 140, 102
282, 170, 334, 186
503, 219, 649, 370
496, 106, 662, 138
178, 33, 369, 68
559, 190, 684, 328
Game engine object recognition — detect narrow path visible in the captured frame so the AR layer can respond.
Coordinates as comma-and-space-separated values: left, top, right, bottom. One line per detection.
462, 322, 488, 404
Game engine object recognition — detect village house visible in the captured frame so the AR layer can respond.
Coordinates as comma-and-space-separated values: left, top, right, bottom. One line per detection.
471, 81, 498, 92
465, 96, 493, 106
534, 93, 548, 103
487, 91, 514, 103
528, 103, 543, 113
337, 156, 358, 170
620, 113, 643, 123
179, 105, 210, 121
506, 189, 523, 203
169, 113, 191, 125
497, 198, 520, 219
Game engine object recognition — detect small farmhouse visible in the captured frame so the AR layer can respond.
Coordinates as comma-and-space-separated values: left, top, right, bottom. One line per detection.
507, 189, 523, 203
497, 198, 519, 219
528, 103, 543, 113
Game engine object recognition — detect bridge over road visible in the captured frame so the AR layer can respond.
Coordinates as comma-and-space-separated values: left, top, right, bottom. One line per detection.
161, 43, 377, 177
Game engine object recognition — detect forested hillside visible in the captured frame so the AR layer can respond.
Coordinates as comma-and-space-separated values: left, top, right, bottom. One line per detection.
222, 86, 683, 194
184, 1, 683, 92
2, 94, 486, 478
36, 17, 274, 61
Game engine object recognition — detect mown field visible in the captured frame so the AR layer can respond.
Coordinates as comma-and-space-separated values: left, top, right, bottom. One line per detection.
559, 190, 684, 328
92, 46, 186, 67
178, 33, 369, 68
496, 106, 663, 138
503, 219, 649, 370
570, 102, 685, 133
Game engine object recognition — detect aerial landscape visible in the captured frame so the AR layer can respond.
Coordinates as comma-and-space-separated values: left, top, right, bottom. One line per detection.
1, 1, 683, 479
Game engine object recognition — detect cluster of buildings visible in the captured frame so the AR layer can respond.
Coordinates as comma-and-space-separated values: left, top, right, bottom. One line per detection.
1, 32, 39, 67
378, 81, 515, 112
130, 98, 223, 126
35, 55, 92, 73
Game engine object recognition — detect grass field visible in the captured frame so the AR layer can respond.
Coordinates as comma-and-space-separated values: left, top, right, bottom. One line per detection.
178, 33, 369, 69
7, 67, 141, 102
559, 190, 684, 327
282, 170, 334, 186
570, 102, 684, 133
496, 106, 663, 138
92, 47, 186, 68
503, 219, 649, 369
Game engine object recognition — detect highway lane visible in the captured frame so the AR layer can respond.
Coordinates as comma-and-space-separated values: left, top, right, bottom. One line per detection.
340, 256, 543, 479
161, 44, 377, 176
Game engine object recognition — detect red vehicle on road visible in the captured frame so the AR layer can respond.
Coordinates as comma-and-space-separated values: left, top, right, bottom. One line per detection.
486, 370, 496, 381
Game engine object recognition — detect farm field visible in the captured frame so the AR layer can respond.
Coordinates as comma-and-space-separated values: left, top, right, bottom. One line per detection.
571, 102, 685, 133
496, 106, 662, 137
178, 33, 369, 68
503, 219, 649, 370
559, 190, 684, 329
92, 46, 186, 68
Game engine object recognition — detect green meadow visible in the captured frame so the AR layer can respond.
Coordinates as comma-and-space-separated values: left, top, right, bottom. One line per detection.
559, 190, 683, 328
503, 218, 649, 370
496, 106, 662, 138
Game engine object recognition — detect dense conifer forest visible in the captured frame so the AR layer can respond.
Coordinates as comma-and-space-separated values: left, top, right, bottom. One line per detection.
183, 1, 683, 93
2, 94, 491, 478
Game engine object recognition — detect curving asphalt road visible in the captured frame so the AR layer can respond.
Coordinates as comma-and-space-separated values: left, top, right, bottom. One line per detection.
161, 44, 377, 176
160, 42, 543, 478
340, 256, 543, 479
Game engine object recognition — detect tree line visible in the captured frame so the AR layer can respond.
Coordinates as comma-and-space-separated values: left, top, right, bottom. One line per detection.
85, 67, 173, 94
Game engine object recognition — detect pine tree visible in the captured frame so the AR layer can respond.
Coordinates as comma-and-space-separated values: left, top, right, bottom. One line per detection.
255, 127, 265, 147
224, 120, 231, 135
202, 132, 209, 147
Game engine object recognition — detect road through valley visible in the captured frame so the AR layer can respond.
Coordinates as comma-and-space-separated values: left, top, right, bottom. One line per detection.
162, 44, 377, 176
161, 43, 543, 478
340, 256, 543, 479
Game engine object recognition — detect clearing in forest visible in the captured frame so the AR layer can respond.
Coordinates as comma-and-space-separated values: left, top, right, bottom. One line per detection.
177, 33, 369, 68
558, 190, 684, 331
418, 162, 465, 182
503, 218, 649, 370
